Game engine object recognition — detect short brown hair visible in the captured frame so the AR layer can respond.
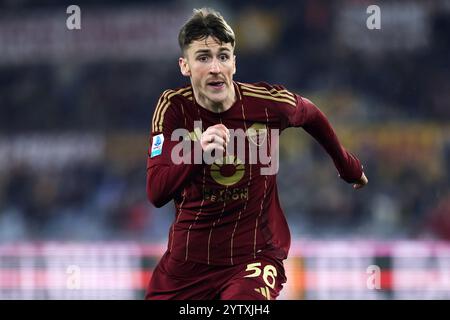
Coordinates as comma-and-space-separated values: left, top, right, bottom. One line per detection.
178, 8, 235, 53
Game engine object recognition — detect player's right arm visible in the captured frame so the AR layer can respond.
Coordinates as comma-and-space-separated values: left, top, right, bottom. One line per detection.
146, 92, 230, 208
146, 92, 200, 208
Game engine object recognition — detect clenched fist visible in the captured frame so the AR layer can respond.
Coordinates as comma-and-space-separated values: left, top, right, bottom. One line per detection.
200, 124, 230, 155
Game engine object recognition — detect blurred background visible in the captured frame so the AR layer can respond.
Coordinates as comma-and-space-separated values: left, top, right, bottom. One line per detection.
0, 0, 449, 299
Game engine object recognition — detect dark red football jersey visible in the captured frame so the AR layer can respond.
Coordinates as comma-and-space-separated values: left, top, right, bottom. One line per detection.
147, 81, 362, 265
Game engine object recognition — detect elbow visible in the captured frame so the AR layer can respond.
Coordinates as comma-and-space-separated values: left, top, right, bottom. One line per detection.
146, 185, 167, 208
146, 169, 169, 208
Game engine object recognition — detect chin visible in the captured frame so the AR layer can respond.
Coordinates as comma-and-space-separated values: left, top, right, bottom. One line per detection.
208, 99, 226, 106
207, 93, 228, 103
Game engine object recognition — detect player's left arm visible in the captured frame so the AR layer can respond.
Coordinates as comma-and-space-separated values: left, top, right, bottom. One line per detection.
300, 97, 367, 188
279, 92, 367, 189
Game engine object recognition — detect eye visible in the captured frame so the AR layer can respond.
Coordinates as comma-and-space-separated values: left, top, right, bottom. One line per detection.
219, 54, 229, 62
198, 55, 209, 62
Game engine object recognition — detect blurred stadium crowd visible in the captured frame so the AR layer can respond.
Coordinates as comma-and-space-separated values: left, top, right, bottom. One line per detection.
0, 0, 449, 243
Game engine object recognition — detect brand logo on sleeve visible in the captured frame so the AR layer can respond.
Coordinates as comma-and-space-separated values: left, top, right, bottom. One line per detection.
151, 134, 164, 157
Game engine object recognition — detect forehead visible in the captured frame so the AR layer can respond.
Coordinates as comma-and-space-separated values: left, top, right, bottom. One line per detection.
187, 36, 233, 54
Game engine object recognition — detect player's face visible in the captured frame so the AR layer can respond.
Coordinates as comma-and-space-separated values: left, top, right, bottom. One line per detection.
179, 36, 236, 108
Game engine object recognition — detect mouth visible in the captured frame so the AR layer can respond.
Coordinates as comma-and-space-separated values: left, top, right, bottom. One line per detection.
207, 81, 225, 89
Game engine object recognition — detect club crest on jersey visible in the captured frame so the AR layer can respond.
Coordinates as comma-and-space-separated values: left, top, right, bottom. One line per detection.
151, 134, 164, 157
246, 123, 267, 146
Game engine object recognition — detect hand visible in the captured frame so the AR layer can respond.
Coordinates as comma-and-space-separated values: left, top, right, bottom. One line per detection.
353, 172, 368, 189
200, 124, 230, 155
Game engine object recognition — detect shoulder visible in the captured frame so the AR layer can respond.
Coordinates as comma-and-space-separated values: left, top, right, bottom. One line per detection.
152, 85, 193, 133
156, 84, 193, 107
237, 81, 297, 107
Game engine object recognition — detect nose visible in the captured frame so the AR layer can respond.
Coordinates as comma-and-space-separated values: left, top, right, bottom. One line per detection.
209, 58, 221, 74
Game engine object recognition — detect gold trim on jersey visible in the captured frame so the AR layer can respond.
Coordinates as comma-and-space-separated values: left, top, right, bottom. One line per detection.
253, 107, 270, 259
254, 175, 268, 258
207, 194, 228, 265
182, 91, 193, 101
180, 102, 187, 127
229, 91, 251, 265
242, 91, 297, 107
152, 87, 192, 132
151, 89, 171, 133
185, 164, 207, 261
170, 189, 187, 253
235, 82, 242, 100
240, 83, 296, 100
254, 287, 271, 300
240, 83, 297, 107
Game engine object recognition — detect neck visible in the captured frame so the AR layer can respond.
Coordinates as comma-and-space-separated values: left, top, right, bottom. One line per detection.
194, 83, 236, 113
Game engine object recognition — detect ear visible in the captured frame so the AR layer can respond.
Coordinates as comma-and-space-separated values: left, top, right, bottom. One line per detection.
179, 57, 191, 77
233, 55, 237, 75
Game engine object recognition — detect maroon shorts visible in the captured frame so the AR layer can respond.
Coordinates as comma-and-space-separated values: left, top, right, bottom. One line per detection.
145, 251, 287, 300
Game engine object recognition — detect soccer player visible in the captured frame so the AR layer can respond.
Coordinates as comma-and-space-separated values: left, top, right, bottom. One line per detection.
145, 8, 368, 300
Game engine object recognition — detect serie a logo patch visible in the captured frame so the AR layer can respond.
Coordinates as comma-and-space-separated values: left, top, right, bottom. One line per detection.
151, 134, 164, 157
